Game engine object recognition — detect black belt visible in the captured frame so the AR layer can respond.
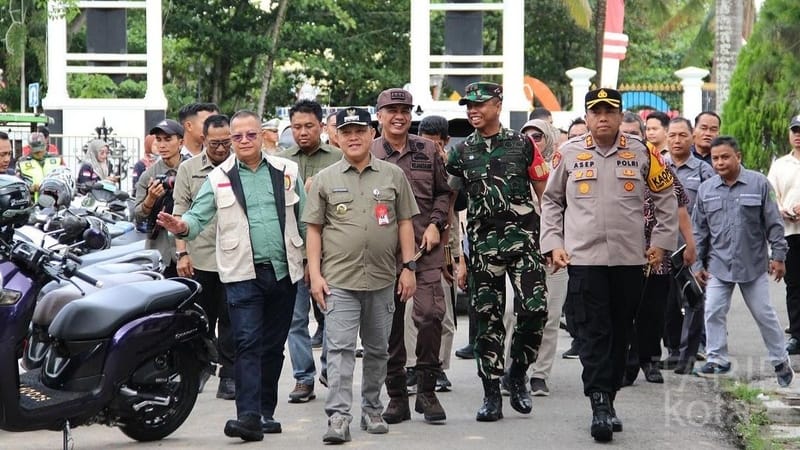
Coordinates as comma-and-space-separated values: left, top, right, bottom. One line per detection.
255, 261, 273, 269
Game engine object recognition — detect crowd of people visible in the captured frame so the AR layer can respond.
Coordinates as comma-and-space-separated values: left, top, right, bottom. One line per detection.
2, 84, 799, 445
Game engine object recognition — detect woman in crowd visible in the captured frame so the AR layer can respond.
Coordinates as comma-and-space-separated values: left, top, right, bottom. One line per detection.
76, 139, 118, 194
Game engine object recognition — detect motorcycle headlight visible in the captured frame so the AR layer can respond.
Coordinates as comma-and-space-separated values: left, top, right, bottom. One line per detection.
0, 289, 22, 306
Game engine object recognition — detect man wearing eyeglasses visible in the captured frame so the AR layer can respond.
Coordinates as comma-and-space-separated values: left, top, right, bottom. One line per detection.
157, 110, 307, 442
276, 99, 342, 405
173, 114, 236, 401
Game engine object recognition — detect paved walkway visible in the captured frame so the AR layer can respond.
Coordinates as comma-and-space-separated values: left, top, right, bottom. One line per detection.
4, 280, 794, 449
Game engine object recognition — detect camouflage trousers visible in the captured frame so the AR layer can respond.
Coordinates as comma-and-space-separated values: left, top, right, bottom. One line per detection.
467, 213, 548, 380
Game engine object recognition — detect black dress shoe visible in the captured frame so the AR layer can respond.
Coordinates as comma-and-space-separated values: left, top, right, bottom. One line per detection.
216, 377, 236, 400
787, 337, 800, 355
673, 360, 694, 375
261, 417, 282, 434
224, 416, 264, 441
455, 344, 475, 359
642, 363, 664, 383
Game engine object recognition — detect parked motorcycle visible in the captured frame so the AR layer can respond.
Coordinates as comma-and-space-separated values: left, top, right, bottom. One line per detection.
0, 175, 215, 448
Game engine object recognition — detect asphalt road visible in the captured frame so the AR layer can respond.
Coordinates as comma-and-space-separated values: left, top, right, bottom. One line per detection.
3, 280, 795, 449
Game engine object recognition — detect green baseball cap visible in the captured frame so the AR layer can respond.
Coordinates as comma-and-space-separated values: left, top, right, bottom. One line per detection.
458, 82, 503, 105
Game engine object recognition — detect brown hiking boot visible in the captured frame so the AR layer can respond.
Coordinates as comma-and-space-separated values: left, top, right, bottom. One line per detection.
414, 369, 446, 423
382, 376, 410, 424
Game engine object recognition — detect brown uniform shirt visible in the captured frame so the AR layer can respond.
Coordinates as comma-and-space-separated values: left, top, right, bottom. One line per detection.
302, 155, 419, 291
540, 133, 678, 266
371, 135, 451, 273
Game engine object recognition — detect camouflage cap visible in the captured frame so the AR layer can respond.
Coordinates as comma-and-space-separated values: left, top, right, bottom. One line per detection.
28, 132, 46, 151
585, 88, 622, 110
458, 82, 503, 105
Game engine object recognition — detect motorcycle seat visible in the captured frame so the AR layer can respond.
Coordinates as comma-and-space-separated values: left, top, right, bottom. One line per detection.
79, 240, 145, 266
49, 279, 193, 341
39, 262, 160, 297
33, 272, 160, 326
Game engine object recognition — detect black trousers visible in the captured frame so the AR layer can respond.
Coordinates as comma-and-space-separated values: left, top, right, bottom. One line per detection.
663, 276, 684, 354
678, 296, 705, 364
568, 265, 643, 395
786, 235, 800, 339
627, 274, 671, 366
194, 269, 236, 379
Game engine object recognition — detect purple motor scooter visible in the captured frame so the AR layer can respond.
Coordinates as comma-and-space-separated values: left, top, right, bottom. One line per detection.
0, 175, 216, 449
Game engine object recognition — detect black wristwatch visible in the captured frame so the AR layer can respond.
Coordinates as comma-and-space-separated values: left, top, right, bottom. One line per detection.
402, 260, 417, 272
431, 218, 446, 232
176, 251, 189, 260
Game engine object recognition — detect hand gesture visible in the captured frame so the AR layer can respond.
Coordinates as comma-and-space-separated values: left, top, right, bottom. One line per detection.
156, 212, 188, 236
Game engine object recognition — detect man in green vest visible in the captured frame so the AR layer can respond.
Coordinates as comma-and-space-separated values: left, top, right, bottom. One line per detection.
16, 132, 62, 200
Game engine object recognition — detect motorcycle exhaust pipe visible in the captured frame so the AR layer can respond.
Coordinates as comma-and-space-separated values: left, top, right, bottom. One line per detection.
119, 386, 171, 412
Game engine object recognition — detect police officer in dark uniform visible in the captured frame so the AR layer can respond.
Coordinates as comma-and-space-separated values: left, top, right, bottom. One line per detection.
446, 82, 550, 422
540, 88, 678, 442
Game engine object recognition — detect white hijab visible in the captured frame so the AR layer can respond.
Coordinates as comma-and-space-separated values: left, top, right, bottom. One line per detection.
85, 139, 110, 179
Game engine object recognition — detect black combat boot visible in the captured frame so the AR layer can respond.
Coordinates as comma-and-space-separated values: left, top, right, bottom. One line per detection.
476, 378, 503, 422
589, 392, 614, 442
415, 369, 446, 423
608, 391, 623, 432
382, 376, 410, 424
506, 363, 532, 414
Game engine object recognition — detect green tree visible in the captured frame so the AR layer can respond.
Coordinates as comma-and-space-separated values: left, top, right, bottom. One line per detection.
722, 0, 800, 172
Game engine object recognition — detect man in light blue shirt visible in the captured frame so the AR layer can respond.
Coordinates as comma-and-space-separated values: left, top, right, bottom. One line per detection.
692, 136, 792, 387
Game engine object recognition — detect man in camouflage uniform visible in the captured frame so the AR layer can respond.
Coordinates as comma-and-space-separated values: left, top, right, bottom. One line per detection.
446, 82, 549, 422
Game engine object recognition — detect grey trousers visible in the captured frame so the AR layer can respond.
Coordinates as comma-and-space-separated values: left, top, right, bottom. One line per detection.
324, 285, 395, 421
404, 276, 456, 370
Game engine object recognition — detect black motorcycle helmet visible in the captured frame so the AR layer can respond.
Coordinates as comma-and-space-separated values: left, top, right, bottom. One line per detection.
0, 175, 33, 227
38, 177, 73, 209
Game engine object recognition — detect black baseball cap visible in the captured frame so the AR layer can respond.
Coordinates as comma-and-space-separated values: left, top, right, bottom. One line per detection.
336, 108, 372, 129
149, 119, 184, 137
789, 115, 800, 130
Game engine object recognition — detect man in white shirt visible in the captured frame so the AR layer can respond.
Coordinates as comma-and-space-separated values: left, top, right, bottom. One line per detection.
767, 115, 800, 355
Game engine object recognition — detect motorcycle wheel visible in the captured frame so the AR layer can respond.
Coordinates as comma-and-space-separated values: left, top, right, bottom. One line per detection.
119, 351, 201, 442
